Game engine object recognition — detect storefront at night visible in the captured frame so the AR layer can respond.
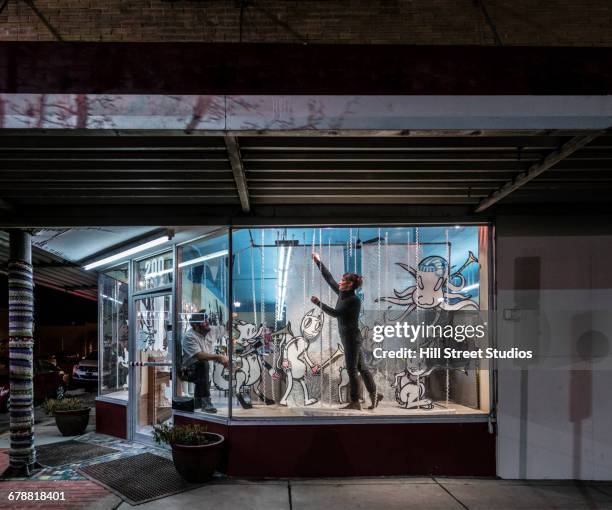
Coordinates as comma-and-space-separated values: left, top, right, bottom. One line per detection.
91, 224, 493, 476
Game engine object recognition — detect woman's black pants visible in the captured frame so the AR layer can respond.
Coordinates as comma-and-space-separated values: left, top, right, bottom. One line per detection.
342, 337, 376, 403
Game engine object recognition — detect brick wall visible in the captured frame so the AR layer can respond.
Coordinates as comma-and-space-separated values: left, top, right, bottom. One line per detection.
0, 0, 611, 46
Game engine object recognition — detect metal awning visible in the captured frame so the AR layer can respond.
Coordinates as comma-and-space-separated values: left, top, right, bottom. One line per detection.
1, 129, 611, 215
0, 231, 98, 301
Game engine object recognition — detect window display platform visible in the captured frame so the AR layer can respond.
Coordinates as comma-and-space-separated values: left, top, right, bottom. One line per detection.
100, 390, 129, 402
194, 400, 484, 419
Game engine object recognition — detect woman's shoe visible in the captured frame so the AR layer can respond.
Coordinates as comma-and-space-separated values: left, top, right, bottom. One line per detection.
340, 401, 362, 410
201, 398, 218, 413
368, 393, 383, 409
237, 394, 253, 409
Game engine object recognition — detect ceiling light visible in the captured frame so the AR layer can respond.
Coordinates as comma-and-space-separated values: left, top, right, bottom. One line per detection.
84, 235, 170, 271
178, 249, 229, 269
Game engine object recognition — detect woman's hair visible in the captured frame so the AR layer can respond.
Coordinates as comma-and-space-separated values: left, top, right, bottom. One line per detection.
343, 272, 363, 289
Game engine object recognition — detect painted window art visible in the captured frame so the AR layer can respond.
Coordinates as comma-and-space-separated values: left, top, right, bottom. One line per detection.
230, 226, 491, 418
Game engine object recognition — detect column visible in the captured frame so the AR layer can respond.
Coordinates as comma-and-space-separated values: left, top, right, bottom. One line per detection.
7, 229, 36, 476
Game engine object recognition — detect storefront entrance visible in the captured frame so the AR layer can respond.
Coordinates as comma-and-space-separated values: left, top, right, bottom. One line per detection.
128, 291, 173, 443
88, 224, 495, 475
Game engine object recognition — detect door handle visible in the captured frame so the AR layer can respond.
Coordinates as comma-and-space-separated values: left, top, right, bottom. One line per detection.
129, 361, 171, 367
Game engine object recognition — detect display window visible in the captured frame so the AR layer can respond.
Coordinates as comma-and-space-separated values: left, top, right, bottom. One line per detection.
229, 226, 490, 418
96, 224, 491, 426
175, 230, 231, 417
98, 264, 129, 401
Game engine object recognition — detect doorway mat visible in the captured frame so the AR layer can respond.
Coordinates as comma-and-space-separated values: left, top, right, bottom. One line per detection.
78, 452, 203, 505
36, 440, 119, 468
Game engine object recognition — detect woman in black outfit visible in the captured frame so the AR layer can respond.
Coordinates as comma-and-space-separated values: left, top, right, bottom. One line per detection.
310, 253, 383, 410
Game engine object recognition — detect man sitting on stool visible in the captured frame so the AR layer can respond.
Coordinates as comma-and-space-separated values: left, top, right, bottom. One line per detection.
182, 310, 229, 413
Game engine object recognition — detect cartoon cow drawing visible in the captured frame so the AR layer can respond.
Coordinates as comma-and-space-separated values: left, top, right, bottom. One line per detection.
212, 320, 274, 407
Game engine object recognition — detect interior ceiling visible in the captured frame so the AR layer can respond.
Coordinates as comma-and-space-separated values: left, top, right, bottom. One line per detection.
1, 130, 611, 212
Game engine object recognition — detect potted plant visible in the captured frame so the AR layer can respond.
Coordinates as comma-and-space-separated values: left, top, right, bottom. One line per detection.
153, 422, 224, 483
43, 397, 91, 436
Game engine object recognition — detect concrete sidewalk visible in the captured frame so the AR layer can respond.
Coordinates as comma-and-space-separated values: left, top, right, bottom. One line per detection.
117, 477, 612, 510
2, 471, 612, 509
1, 423, 612, 509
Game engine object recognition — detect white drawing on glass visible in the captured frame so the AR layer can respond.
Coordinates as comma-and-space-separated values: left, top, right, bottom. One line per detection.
391, 366, 434, 409
211, 320, 274, 405
271, 309, 322, 406
377, 252, 479, 322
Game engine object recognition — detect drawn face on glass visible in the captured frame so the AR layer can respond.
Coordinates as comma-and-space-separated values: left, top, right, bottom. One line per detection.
412, 269, 445, 308
234, 321, 261, 343
300, 309, 323, 341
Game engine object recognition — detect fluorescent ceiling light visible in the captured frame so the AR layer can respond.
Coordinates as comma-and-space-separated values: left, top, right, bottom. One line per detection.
178, 249, 228, 269
101, 294, 123, 305
84, 235, 170, 271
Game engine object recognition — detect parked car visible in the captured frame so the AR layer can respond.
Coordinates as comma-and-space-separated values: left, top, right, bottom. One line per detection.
54, 351, 82, 377
0, 357, 69, 413
71, 351, 102, 388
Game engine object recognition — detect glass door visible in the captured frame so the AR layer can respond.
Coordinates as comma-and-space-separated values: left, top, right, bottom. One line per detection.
130, 293, 173, 442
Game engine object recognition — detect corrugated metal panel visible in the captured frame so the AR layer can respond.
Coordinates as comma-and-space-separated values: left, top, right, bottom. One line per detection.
0, 233, 97, 301
0, 131, 610, 209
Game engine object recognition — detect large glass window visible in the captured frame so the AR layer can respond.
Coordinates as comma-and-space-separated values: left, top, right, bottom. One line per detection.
231, 226, 490, 418
176, 230, 230, 417
99, 264, 129, 400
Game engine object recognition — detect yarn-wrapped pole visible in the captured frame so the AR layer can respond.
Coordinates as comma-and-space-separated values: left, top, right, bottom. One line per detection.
7, 230, 36, 476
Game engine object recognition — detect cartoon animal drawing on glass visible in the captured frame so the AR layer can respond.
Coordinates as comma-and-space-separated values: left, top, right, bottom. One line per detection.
392, 366, 434, 409
211, 320, 275, 405
377, 252, 479, 322
137, 300, 160, 351
270, 309, 322, 406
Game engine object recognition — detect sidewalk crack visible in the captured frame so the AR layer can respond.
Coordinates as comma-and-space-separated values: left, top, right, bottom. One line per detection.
433, 478, 470, 510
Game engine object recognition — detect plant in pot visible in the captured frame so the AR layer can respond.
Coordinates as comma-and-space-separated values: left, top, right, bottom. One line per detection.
43, 397, 91, 436
153, 422, 224, 483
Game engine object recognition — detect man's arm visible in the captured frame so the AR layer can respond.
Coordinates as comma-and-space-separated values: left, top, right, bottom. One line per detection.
194, 351, 224, 362
314, 257, 340, 295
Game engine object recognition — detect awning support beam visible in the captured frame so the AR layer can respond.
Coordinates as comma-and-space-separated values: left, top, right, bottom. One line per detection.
475, 130, 607, 212
225, 135, 251, 213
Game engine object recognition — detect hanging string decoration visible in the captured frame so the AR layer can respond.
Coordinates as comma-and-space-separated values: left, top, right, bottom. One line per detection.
318, 228, 323, 406
327, 231, 333, 407
250, 242, 257, 326
445, 227, 450, 408
384, 231, 389, 385
415, 226, 421, 409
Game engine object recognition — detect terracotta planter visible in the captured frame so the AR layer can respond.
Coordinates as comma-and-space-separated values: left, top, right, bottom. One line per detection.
170, 432, 224, 483
54, 408, 91, 436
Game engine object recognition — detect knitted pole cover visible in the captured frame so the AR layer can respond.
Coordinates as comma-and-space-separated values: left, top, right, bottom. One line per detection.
8, 259, 36, 473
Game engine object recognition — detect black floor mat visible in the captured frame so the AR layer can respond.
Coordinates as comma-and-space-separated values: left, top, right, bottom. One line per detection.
79, 452, 202, 505
36, 440, 119, 467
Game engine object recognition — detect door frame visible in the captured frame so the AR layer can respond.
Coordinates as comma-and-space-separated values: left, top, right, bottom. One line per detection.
127, 247, 175, 443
